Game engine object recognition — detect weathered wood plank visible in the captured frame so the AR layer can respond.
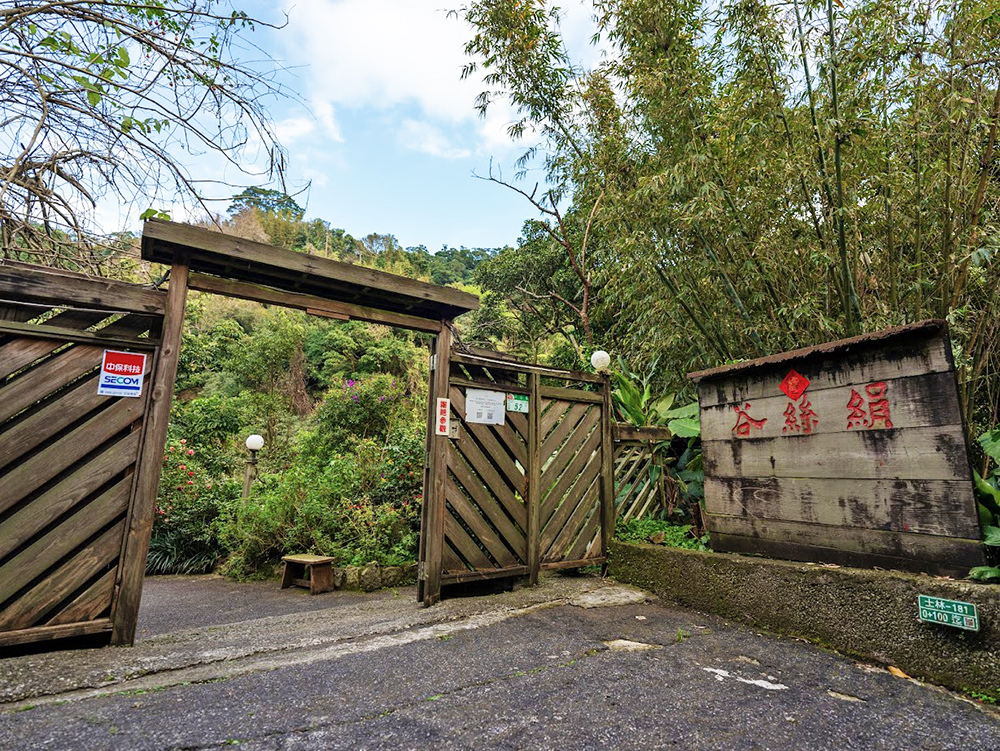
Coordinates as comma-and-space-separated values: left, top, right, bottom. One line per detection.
1, 397, 144, 513
443, 512, 493, 570
702, 425, 972, 482
696, 337, 951, 408
541, 427, 602, 529
441, 565, 530, 583
0, 478, 131, 605
0, 265, 166, 315
46, 569, 117, 627
526, 372, 541, 585
449, 387, 524, 493
0, 374, 108, 471
450, 351, 602, 384
450, 432, 526, 531
711, 533, 983, 578
419, 325, 452, 606
144, 220, 478, 315
704, 476, 981, 538
188, 273, 443, 334
0, 520, 125, 631
540, 451, 602, 552
613, 425, 675, 442
447, 445, 526, 553
545, 474, 601, 562
0, 432, 140, 560
540, 408, 601, 494
705, 515, 986, 569
0, 319, 158, 350
540, 399, 572, 440
0, 338, 67, 381
699, 371, 962, 442
442, 542, 467, 573
0, 344, 103, 425
111, 262, 186, 644
540, 401, 592, 463
538, 385, 603, 404
445, 478, 518, 568
0, 619, 112, 649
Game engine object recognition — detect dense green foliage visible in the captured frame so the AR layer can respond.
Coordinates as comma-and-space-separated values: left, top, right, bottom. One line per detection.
616, 518, 709, 551
462, 0, 1000, 443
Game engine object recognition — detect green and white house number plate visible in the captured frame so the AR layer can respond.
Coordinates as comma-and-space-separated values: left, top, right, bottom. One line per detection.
917, 595, 979, 632
506, 393, 529, 413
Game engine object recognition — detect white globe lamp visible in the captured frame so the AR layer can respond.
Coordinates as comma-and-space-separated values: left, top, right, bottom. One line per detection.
590, 350, 611, 372
245, 434, 264, 452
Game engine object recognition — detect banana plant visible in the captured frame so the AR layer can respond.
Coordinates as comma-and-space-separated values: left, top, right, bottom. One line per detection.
970, 428, 1000, 582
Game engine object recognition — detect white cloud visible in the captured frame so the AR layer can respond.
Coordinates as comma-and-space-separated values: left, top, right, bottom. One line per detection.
398, 119, 470, 159
274, 116, 317, 144
280, 0, 482, 122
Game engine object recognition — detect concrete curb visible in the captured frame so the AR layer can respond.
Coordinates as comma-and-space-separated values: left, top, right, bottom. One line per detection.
609, 540, 1000, 701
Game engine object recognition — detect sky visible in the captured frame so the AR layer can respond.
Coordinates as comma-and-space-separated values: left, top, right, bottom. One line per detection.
135, 0, 604, 254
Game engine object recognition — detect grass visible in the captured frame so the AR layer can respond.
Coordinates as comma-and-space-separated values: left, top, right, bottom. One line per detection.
615, 518, 709, 551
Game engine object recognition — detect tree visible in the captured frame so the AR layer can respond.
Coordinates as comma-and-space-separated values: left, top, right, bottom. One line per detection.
463, 0, 1000, 432
228, 188, 304, 220
0, 0, 290, 269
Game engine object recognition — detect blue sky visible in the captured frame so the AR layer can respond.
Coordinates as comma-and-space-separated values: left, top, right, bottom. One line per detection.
110, 0, 602, 253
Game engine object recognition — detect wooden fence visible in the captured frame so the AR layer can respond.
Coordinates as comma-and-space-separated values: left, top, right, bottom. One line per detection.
0, 262, 175, 648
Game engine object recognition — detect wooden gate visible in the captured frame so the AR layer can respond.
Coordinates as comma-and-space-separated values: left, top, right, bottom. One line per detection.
0, 263, 175, 649
419, 344, 614, 605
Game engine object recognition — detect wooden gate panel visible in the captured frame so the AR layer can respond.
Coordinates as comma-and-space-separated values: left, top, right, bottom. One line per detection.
420, 348, 611, 603
442, 383, 528, 577
0, 275, 165, 648
539, 399, 604, 566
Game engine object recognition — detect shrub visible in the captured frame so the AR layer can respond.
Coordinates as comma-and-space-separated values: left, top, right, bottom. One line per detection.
147, 439, 236, 575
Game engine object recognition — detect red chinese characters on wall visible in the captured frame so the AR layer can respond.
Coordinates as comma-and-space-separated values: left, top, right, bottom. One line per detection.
846, 381, 893, 430
780, 369, 819, 435
732, 402, 767, 438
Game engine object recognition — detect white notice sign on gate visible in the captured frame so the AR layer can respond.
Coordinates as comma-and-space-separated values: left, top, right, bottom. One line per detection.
465, 388, 506, 426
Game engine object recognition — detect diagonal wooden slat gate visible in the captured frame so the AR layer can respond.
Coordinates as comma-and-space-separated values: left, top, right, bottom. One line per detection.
0, 263, 172, 649
419, 345, 614, 605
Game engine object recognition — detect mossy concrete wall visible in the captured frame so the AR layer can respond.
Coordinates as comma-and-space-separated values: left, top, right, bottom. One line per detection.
609, 541, 1000, 700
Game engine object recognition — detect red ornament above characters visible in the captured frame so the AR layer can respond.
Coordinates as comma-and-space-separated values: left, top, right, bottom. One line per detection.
779, 369, 810, 401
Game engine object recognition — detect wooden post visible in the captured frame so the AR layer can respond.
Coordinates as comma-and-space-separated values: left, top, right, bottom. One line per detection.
526, 372, 541, 585
600, 375, 616, 564
417, 337, 437, 603
111, 262, 189, 645
421, 322, 452, 606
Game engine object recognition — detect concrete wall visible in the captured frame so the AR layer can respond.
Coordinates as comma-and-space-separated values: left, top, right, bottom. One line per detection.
609, 541, 1000, 701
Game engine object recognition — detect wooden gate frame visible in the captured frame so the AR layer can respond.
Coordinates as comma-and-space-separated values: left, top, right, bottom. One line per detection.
419, 345, 615, 606
1, 220, 479, 649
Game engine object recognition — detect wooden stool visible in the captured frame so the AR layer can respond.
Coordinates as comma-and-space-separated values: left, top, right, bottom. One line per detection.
280, 554, 335, 595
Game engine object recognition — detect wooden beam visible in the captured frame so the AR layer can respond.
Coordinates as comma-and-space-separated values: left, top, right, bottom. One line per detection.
450, 351, 603, 384
600, 376, 616, 563
527, 372, 541, 586
111, 262, 189, 646
0, 319, 159, 349
0, 264, 166, 315
0, 618, 112, 649
187, 272, 442, 333
142, 220, 478, 315
421, 323, 453, 606
613, 425, 675, 442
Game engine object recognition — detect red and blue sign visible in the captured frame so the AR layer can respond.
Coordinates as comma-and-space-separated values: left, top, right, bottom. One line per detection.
98, 350, 147, 398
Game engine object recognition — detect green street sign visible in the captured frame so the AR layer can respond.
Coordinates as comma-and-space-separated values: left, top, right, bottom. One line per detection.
917, 595, 979, 632
506, 393, 529, 414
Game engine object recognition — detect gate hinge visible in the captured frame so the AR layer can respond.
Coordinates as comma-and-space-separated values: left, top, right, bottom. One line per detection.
429, 354, 437, 371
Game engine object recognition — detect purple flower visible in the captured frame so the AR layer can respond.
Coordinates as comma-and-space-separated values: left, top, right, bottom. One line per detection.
378, 396, 385, 402
352, 394, 359, 401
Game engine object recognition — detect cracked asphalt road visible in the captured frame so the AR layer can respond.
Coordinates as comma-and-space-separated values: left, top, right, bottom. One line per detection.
1, 574, 998, 750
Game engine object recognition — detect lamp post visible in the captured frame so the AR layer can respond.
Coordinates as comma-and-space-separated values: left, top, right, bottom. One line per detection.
242, 434, 264, 503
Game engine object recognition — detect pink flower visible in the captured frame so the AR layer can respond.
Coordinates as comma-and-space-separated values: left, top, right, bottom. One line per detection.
179, 464, 186, 470
187, 449, 195, 456
188, 471, 194, 476
187, 480, 194, 485
169, 446, 175, 452
180, 439, 187, 444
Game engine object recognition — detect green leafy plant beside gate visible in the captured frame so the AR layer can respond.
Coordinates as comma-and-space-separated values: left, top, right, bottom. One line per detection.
971, 429, 1000, 582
